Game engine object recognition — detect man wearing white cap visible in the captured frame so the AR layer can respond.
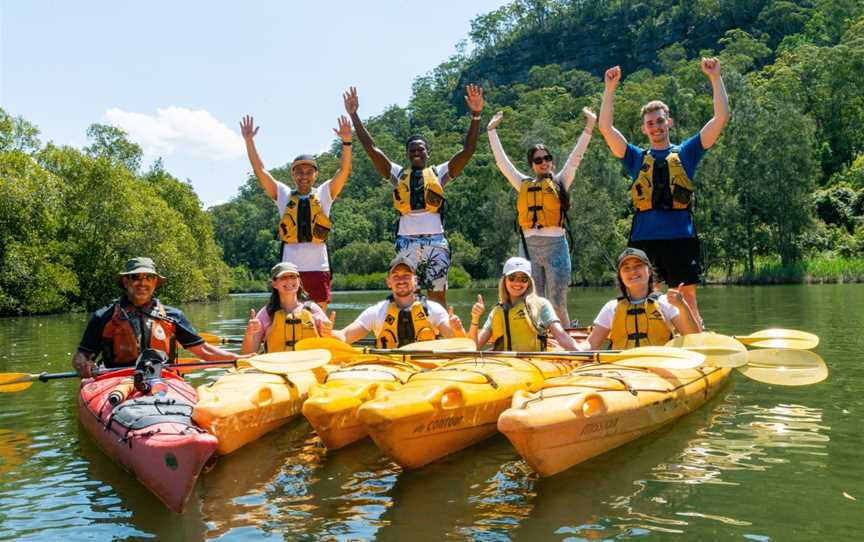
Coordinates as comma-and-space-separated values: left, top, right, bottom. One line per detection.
469, 257, 578, 351
327, 256, 465, 347
240, 114, 353, 310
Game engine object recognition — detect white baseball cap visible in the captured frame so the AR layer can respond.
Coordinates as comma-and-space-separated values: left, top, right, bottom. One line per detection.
502, 257, 532, 277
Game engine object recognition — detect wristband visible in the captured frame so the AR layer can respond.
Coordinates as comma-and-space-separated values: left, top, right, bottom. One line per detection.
342, 141, 352, 146
472, 114, 481, 120
471, 320, 480, 326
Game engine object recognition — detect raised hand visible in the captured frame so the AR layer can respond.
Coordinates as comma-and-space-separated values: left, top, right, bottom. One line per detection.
604, 66, 621, 89
448, 306, 466, 335
240, 115, 259, 141
333, 115, 352, 143
582, 106, 597, 125
471, 294, 485, 324
465, 84, 484, 114
487, 111, 504, 131
343, 87, 359, 115
701, 57, 721, 78
320, 311, 336, 337
245, 308, 262, 337
666, 283, 687, 308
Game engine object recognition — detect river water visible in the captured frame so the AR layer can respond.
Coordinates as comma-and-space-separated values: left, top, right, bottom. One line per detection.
0, 285, 861, 541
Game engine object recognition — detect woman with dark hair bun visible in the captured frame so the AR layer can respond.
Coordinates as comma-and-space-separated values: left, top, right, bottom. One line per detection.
487, 107, 596, 325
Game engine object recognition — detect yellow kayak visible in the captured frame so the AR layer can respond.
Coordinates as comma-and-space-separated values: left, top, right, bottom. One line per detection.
192, 362, 330, 455
497, 364, 731, 477
302, 355, 422, 450
357, 355, 576, 469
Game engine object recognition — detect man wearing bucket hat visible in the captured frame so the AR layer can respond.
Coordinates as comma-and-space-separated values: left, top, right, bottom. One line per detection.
327, 255, 466, 347
468, 257, 579, 351
71, 257, 245, 377
240, 113, 353, 310
578, 248, 700, 351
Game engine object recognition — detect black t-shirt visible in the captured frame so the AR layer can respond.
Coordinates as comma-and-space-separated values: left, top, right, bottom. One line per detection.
77, 297, 205, 356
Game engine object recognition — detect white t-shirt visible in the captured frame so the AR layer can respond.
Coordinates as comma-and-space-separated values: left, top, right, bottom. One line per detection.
275, 179, 334, 272
389, 161, 450, 236
353, 298, 449, 338
593, 295, 679, 331
487, 128, 592, 238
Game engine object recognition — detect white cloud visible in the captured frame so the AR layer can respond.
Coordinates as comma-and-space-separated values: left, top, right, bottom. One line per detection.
104, 106, 244, 160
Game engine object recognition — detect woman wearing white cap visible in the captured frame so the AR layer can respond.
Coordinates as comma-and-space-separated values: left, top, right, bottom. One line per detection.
468, 257, 578, 351
580, 248, 700, 350
242, 262, 333, 353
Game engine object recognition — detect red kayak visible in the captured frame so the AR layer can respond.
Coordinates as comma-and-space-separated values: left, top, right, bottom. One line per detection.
77, 367, 218, 512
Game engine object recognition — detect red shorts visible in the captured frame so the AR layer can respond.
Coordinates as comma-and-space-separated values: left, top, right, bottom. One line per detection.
299, 271, 331, 304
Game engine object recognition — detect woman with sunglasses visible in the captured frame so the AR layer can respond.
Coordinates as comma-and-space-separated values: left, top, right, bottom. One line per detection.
579, 248, 700, 351
242, 262, 334, 353
487, 107, 596, 326
468, 257, 579, 351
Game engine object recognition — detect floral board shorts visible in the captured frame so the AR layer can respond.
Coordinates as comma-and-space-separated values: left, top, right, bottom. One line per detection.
394, 233, 451, 291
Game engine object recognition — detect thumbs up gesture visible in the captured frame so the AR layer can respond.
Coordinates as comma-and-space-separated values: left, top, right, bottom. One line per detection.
447, 306, 466, 336
245, 308, 262, 337
471, 294, 485, 325
320, 310, 336, 337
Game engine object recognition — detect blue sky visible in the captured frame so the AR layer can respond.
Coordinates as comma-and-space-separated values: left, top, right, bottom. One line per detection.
1, 0, 509, 206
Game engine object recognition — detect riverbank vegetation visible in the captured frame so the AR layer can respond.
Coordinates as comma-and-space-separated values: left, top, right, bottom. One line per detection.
3, 0, 864, 313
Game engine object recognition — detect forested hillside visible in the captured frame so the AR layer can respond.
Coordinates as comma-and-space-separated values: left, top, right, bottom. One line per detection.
3, 0, 864, 315
212, 0, 864, 287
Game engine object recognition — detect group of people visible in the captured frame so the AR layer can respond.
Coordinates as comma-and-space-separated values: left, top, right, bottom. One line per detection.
73, 58, 728, 375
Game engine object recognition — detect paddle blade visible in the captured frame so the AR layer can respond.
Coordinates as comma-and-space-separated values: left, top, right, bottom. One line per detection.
600, 346, 705, 369
247, 349, 332, 374
398, 338, 477, 352
666, 333, 748, 368
0, 373, 36, 393
734, 329, 819, 350
295, 337, 358, 363
739, 349, 828, 386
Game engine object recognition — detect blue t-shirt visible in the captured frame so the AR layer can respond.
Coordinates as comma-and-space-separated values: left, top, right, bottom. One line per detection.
77, 297, 205, 357
622, 133, 706, 240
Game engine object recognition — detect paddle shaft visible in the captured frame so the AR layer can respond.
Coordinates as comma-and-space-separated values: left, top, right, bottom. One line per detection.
362, 348, 621, 359
23, 360, 239, 384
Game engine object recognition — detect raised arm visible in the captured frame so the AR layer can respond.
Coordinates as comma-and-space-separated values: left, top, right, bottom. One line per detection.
698, 58, 730, 150
240, 115, 279, 200
343, 87, 392, 178
447, 84, 485, 178
327, 115, 353, 200
666, 284, 702, 334
487, 112, 526, 189
556, 107, 596, 189
598, 66, 629, 159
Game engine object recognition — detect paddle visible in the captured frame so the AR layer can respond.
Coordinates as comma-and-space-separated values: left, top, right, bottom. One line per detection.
0, 350, 332, 393
666, 333, 749, 368
295, 337, 477, 365
737, 349, 828, 386
732, 329, 819, 350
199, 332, 243, 345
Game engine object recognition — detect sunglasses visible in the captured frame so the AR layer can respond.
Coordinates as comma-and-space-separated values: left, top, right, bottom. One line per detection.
532, 154, 554, 165
128, 273, 157, 282
506, 274, 530, 283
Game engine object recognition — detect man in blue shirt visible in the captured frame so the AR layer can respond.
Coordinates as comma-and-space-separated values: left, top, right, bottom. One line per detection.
598, 58, 729, 325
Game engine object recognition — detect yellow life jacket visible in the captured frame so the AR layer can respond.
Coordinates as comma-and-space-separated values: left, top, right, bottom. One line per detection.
278, 191, 332, 244
631, 150, 695, 212
393, 167, 445, 215
376, 297, 437, 348
608, 295, 673, 349
489, 302, 547, 352
264, 304, 320, 352
516, 176, 565, 230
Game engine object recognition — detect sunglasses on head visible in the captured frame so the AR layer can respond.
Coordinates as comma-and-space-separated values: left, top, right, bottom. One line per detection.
532, 154, 554, 165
